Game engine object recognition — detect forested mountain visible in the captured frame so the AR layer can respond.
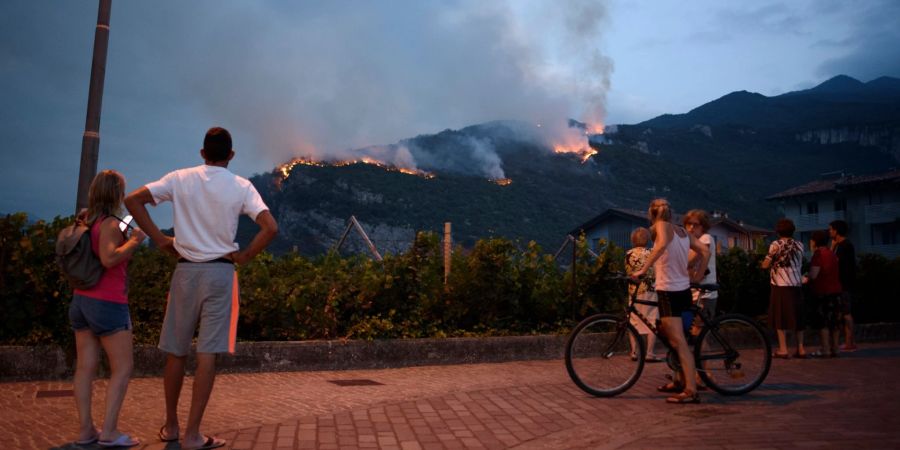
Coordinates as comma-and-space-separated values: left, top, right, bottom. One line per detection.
240, 75, 900, 256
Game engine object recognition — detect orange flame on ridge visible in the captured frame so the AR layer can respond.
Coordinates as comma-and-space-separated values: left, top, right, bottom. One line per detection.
276, 156, 436, 181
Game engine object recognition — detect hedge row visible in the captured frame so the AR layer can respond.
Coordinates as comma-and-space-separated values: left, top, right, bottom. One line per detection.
2, 213, 898, 349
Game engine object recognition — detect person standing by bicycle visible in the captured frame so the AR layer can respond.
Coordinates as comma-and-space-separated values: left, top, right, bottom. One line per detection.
631, 199, 710, 404
684, 209, 717, 339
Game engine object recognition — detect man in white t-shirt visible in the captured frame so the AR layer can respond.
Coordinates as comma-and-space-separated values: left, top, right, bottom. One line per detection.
125, 127, 278, 450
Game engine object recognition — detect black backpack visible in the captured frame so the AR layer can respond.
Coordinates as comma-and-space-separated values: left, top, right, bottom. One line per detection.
56, 216, 105, 290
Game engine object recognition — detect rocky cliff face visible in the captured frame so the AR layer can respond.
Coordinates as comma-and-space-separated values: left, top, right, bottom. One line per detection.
795, 126, 900, 161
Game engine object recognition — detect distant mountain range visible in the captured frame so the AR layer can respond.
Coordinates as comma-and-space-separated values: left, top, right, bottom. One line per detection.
240, 75, 900, 256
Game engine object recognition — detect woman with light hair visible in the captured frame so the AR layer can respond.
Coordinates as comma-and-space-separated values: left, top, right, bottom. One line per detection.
631, 199, 710, 403
69, 170, 146, 447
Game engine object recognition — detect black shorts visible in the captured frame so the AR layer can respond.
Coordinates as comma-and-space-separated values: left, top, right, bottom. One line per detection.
656, 289, 692, 318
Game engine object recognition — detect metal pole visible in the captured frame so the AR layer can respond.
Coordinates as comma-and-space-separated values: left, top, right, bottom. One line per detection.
75, 0, 112, 213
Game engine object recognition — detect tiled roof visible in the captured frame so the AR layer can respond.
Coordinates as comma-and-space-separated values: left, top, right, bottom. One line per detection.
571, 207, 770, 236
767, 169, 900, 200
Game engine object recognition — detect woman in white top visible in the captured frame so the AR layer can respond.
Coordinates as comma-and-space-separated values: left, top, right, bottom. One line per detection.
632, 199, 710, 404
684, 209, 717, 338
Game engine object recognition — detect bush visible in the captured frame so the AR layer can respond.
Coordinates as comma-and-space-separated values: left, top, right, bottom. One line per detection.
3, 212, 898, 346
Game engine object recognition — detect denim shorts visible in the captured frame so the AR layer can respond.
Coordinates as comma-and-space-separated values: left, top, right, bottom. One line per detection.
69, 294, 132, 337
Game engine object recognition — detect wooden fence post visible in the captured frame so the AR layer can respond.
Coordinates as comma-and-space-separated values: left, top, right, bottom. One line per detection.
443, 222, 451, 290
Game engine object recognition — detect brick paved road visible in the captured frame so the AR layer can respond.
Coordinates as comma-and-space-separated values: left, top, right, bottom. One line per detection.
3, 342, 899, 450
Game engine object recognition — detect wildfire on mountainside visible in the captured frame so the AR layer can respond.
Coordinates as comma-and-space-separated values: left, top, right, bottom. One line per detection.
491, 178, 512, 186
550, 122, 603, 163
275, 156, 436, 188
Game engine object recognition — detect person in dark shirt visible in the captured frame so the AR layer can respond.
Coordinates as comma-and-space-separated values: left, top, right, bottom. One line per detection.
829, 220, 857, 352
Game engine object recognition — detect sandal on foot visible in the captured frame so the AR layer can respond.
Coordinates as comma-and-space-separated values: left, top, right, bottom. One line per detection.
794, 351, 808, 359
75, 428, 99, 445
159, 425, 179, 442
98, 433, 140, 448
667, 390, 700, 404
182, 435, 226, 450
645, 355, 664, 363
773, 352, 790, 359
657, 382, 683, 393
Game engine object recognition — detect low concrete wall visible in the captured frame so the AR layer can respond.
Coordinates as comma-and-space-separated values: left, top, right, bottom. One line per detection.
1, 335, 569, 381
3, 322, 899, 381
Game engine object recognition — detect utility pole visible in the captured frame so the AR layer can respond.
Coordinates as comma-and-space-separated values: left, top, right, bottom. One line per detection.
75, 0, 112, 213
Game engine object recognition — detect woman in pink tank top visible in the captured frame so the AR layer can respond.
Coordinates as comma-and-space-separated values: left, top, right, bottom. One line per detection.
631, 199, 710, 404
68, 170, 146, 447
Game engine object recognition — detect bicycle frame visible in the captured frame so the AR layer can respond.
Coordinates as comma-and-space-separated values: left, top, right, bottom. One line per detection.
610, 277, 740, 372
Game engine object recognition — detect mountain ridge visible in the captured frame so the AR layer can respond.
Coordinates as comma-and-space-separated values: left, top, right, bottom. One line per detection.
240, 75, 900, 256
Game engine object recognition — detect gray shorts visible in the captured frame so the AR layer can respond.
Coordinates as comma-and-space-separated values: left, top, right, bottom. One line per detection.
158, 262, 239, 356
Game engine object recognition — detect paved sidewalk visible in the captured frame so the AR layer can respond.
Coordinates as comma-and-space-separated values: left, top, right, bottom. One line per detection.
2, 342, 899, 450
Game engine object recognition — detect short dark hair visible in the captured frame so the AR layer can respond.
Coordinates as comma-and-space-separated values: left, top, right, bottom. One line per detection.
203, 127, 232, 162
811, 230, 829, 247
683, 209, 711, 233
774, 218, 795, 238
829, 219, 849, 237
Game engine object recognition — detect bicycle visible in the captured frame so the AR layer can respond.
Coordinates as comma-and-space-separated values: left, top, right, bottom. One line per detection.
565, 273, 772, 397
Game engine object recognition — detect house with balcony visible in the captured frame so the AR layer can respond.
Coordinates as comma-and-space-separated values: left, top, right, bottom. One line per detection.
570, 208, 770, 254
766, 169, 900, 258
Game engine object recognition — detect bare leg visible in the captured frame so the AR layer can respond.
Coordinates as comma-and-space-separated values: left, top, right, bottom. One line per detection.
819, 328, 830, 355
646, 333, 658, 358
628, 333, 639, 359
661, 317, 696, 393
97, 330, 134, 442
831, 326, 840, 355
796, 330, 805, 356
163, 354, 187, 439
182, 353, 217, 447
775, 329, 788, 354
843, 314, 856, 346
73, 330, 100, 442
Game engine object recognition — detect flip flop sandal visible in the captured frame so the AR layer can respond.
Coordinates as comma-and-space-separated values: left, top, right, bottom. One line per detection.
159, 425, 179, 442
773, 352, 791, 359
182, 435, 226, 450
97, 433, 140, 448
666, 391, 701, 404
657, 382, 683, 393
74, 428, 100, 445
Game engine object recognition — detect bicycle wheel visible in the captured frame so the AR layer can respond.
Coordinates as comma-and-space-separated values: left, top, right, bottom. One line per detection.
695, 314, 771, 395
565, 314, 645, 397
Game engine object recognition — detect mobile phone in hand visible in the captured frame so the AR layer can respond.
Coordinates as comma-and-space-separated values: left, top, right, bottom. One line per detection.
119, 215, 134, 233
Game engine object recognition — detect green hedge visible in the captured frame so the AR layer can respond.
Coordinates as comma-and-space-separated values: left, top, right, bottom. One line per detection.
2, 213, 898, 347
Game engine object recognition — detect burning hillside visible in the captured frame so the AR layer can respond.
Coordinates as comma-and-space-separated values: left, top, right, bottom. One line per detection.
275, 156, 436, 189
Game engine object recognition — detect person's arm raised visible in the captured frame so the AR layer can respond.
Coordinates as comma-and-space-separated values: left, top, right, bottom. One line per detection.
97, 217, 146, 268
687, 233, 710, 283
230, 210, 278, 265
124, 186, 177, 256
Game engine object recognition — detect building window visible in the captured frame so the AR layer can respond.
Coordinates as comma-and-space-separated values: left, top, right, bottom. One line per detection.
834, 198, 847, 212
806, 201, 818, 214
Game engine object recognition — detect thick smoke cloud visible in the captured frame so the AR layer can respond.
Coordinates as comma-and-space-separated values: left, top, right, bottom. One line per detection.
118, 1, 613, 178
